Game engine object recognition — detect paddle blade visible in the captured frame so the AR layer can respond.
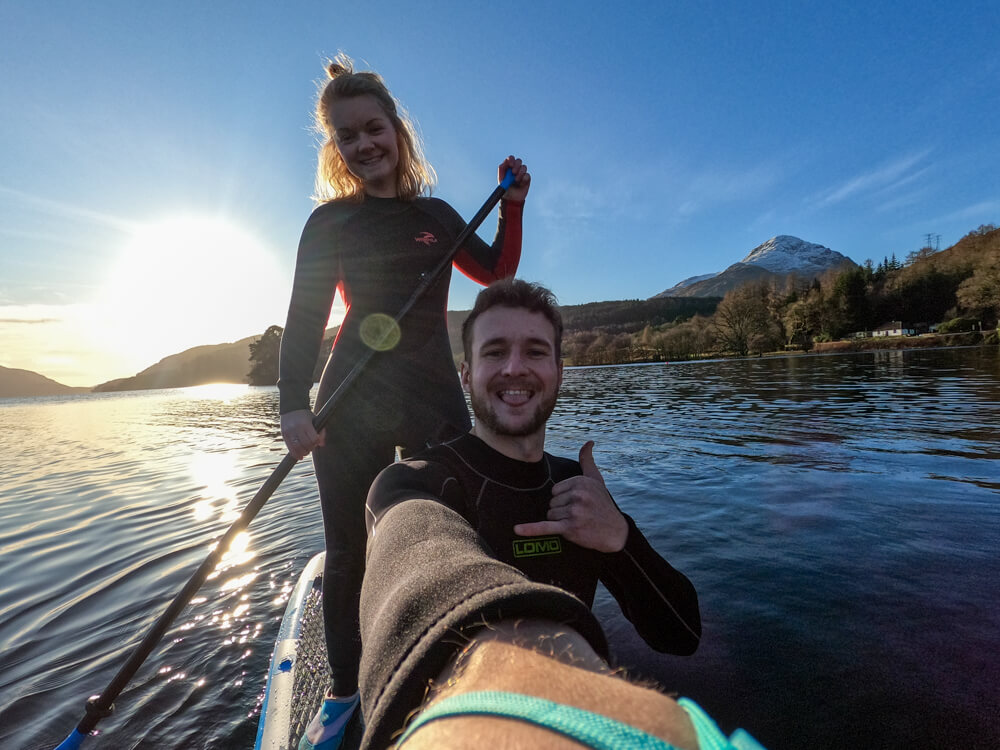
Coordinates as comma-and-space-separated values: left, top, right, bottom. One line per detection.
53, 729, 86, 750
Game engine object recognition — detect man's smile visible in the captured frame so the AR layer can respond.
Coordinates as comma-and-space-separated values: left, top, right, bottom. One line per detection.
497, 387, 534, 406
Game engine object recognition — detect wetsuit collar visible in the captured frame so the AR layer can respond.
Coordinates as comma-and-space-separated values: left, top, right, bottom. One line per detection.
446, 432, 553, 491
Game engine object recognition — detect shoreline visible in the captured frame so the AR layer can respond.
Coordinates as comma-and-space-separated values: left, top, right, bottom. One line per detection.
564, 332, 999, 368
6, 336, 998, 399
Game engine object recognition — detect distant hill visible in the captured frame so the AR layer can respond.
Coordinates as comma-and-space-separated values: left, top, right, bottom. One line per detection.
655, 235, 856, 298
446, 296, 719, 356
92, 336, 261, 392
559, 296, 721, 330
0, 365, 89, 398
899, 223, 999, 278
89, 326, 343, 393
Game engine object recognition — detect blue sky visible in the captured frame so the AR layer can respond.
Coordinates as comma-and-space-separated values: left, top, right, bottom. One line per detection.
1, 1, 997, 386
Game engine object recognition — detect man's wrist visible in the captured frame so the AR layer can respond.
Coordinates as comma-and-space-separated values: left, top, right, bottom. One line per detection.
403, 618, 698, 750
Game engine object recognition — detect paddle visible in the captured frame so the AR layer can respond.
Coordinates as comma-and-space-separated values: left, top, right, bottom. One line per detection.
53, 168, 518, 750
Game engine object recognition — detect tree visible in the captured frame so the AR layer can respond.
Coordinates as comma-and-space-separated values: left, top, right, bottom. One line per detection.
895, 267, 959, 324
655, 314, 711, 360
957, 259, 1000, 322
634, 325, 664, 360
783, 298, 819, 347
863, 258, 875, 282
713, 283, 782, 356
905, 246, 938, 266
248, 325, 283, 385
831, 266, 871, 334
967, 223, 998, 238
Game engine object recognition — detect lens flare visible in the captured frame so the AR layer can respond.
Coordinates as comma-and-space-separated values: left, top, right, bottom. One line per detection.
360, 313, 401, 351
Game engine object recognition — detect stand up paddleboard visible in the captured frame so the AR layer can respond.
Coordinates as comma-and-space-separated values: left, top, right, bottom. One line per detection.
254, 552, 332, 750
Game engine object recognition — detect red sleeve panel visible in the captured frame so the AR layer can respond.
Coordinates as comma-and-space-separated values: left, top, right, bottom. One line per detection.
453, 198, 522, 285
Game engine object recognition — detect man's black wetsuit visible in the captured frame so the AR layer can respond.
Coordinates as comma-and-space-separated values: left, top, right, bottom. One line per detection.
278, 196, 521, 694
365, 432, 702, 656
359, 499, 608, 750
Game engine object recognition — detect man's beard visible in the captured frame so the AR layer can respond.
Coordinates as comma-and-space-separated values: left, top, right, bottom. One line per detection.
468, 382, 557, 438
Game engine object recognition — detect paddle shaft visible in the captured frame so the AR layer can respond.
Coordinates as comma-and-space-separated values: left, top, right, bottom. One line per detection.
65, 169, 515, 740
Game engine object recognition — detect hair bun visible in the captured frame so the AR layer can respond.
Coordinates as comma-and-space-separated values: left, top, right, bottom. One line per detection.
326, 54, 354, 79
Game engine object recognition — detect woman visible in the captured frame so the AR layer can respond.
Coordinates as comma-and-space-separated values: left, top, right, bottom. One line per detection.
277, 54, 529, 750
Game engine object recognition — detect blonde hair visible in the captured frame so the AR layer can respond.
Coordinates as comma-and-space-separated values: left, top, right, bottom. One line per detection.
313, 54, 436, 202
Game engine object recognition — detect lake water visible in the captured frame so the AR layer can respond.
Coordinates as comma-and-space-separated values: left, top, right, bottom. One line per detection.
1, 347, 998, 750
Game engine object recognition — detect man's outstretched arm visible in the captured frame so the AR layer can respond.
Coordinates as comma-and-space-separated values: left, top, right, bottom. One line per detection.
360, 498, 758, 750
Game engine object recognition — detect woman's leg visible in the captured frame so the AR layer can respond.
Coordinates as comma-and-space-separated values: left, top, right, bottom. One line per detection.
310, 348, 472, 693
312, 425, 393, 696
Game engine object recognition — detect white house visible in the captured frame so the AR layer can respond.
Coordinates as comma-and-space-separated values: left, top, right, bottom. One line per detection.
872, 321, 915, 337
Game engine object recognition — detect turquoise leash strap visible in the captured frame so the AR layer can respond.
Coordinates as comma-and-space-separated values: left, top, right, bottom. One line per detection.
396, 690, 680, 749
677, 698, 768, 750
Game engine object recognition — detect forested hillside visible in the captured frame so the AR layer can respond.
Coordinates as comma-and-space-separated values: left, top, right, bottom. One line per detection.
570, 223, 1000, 363
445, 296, 719, 363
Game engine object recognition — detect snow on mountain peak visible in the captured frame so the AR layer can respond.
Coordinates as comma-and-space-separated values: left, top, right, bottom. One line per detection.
740, 235, 853, 275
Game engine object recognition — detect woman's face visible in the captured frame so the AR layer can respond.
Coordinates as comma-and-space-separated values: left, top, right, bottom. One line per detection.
330, 94, 400, 197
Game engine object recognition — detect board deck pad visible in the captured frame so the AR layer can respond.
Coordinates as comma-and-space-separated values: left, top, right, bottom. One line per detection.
255, 553, 328, 749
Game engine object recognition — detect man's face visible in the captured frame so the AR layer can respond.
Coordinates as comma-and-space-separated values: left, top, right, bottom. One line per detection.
461, 306, 563, 439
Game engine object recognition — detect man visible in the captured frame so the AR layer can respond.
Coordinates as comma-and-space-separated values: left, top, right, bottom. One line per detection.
364, 278, 701, 656
352, 280, 752, 750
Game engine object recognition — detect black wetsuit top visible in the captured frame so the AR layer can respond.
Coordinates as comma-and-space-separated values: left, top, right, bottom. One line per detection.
366, 432, 702, 656
278, 196, 522, 416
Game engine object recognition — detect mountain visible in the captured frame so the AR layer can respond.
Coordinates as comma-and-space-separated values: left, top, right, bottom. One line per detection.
92, 336, 260, 392
0, 365, 89, 398
656, 264, 782, 299
741, 235, 855, 274
656, 273, 720, 296
654, 235, 856, 298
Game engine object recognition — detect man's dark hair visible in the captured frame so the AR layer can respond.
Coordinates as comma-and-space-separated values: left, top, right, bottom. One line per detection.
462, 278, 563, 362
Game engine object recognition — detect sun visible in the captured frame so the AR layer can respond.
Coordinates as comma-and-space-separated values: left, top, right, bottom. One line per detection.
92, 216, 288, 370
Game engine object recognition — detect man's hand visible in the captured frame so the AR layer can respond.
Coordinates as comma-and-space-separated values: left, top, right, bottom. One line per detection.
513, 441, 628, 553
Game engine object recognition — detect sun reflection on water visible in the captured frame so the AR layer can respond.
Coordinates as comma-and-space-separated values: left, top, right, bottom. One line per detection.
193, 499, 214, 521
189, 451, 240, 508
180, 383, 252, 402
222, 532, 254, 566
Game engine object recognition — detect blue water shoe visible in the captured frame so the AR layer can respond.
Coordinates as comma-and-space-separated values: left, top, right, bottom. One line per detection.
298, 691, 360, 750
